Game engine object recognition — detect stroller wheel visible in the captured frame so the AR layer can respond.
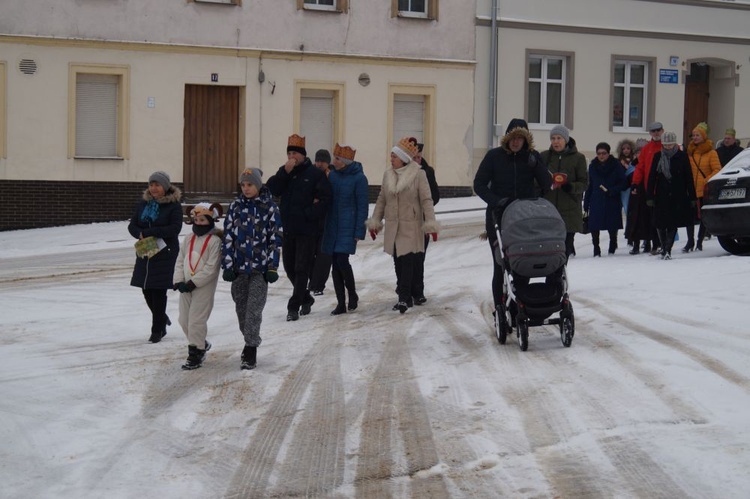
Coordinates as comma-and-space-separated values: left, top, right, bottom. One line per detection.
560, 316, 574, 347
517, 320, 529, 352
494, 305, 509, 345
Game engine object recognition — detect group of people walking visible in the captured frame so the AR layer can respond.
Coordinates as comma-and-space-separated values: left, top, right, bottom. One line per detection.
128, 134, 439, 371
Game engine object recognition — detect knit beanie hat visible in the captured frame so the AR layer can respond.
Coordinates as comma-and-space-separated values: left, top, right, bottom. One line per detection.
693, 122, 709, 140
549, 125, 570, 144
314, 149, 331, 163
239, 168, 263, 191
148, 171, 171, 191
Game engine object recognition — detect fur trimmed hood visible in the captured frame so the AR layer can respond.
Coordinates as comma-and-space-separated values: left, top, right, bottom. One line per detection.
382, 162, 421, 195
142, 186, 182, 204
501, 126, 535, 153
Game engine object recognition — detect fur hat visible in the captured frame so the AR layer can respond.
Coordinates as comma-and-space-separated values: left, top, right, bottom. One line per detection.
314, 149, 331, 163
239, 168, 263, 191
287, 134, 307, 156
392, 137, 419, 163
549, 124, 570, 144
693, 122, 709, 140
148, 171, 171, 191
333, 143, 356, 161
662, 131, 678, 145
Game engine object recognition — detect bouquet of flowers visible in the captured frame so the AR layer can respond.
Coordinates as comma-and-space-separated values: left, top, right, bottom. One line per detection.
135, 236, 166, 259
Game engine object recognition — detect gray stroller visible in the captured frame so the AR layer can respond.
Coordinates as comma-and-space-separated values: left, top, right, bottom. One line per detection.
493, 198, 575, 351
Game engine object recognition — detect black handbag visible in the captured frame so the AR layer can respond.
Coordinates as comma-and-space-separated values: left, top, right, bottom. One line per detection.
582, 211, 590, 234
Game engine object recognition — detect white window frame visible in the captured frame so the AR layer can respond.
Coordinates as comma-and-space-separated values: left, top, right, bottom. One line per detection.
612, 59, 650, 132
527, 54, 566, 128
298, 0, 348, 12
392, 0, 438, 20
303, 0, 336, 11
191, 0, 241, 5
387, 84, 436, 162
293, 81, 345, 152
68, 64, 130, 159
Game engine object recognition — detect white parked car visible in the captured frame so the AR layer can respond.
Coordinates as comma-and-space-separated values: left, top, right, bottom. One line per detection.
701, 148, 750, 255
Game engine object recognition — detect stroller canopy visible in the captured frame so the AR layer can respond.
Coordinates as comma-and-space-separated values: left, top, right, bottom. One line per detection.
501, 198, 567, 277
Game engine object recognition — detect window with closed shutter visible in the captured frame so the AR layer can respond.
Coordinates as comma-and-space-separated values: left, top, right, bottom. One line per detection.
75, 73, 119, 158
393, 94, 425, 145
300, 89, 334, 157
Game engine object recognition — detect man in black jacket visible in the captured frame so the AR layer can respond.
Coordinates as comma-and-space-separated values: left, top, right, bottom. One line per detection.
716, 128, 744, 167
267, 135, 332, 321
409, 139, 440, 305
473, 119, 552, 309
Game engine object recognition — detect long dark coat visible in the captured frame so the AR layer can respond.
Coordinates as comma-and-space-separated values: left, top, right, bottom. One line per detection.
266, 158, 332, 237
541, 137, 589, 233
322, 161, 369, 255
584, 156, 627, 231
128, 187, 183, 289
647, 150, 697, 229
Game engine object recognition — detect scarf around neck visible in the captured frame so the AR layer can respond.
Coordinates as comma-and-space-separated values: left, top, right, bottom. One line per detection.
657, 147, 678, 180
140, 199, 160, 222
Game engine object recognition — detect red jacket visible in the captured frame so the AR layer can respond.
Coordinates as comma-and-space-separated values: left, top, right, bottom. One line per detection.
632, 139, 661, 190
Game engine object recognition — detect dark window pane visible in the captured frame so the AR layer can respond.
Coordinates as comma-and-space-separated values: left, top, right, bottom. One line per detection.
547, 59, 562, 80
614, 63, 625, 84
628, 88, 644, 128
529, 58, 541, 79
412, 0, 426, 12
630, 64, 644, 85
612, 87, 624, 127
528, 82, 541, 123
546, 83, 561, 124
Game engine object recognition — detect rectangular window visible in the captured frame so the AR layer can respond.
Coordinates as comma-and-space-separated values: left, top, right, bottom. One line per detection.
294, 81, 344, 156
393, 0, 438, 20
298, 0, 348, 12
527, 54, 570, 128
0, 61, 5, 158
613, 59, 649, 130
192, 0, 241, 5
388, 84, 436, 161
69, 64, 129, 159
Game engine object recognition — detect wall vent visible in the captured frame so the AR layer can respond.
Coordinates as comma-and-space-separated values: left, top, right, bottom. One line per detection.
19, 58, 38, 76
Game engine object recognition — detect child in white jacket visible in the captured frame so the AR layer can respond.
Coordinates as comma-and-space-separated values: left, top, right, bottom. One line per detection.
173, 203, 222, 370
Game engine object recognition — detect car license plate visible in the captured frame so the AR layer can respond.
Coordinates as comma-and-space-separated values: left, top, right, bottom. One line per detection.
718, 187, 746, 200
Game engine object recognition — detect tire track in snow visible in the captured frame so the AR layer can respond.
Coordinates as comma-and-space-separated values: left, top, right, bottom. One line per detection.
270, 333, 346, 497
224, 336, 327, 498
355, 328, 449, 498
577, 295, 750, 392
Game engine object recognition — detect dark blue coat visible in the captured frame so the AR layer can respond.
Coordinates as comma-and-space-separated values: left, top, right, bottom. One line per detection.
322, 162, 369, 255
128, 188, 183, 289
584, 156, 627, 231
266, 158, 332, 237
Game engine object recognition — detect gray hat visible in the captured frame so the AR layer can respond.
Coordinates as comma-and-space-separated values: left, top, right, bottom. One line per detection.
148, 171, 171, 191
662, 131, 678, 145
549, 124, 570, 144
648, 122, 664, 131
239, 168, 263, 191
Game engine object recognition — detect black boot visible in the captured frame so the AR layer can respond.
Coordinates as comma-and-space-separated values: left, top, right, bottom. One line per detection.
182, 344, 207, 370
331, 269, 347, 315
608, 240, 617, 255
696, 223, 706, 251
592, 232, 601, 257
241, 346, 257, 370
341, 266, 359, 311
684, 224, 695, 252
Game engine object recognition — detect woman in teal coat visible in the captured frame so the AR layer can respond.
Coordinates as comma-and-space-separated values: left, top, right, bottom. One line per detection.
322, 144, 369, 315
541, 125, 588, 258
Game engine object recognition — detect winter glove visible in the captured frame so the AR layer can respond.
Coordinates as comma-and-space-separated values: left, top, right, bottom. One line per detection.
646, 199, 655, 207
222, 269, 238, 282
264, 269, 279, 284
428, 233, 438, 242
369, 230, 378, 241
173, 282, 184, 291
183, 281, 196, 293
561, 183, 573, 193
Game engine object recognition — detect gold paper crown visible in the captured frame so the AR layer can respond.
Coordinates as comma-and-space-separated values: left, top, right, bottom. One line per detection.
397, 136, 419, 158
333, 143, 356, 161
288, 134, 306, 148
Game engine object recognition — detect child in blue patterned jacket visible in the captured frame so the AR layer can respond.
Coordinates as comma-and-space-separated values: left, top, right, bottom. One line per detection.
222, 168, 282, 370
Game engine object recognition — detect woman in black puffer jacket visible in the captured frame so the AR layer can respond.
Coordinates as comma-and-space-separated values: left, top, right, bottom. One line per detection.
128, 171, 183, 343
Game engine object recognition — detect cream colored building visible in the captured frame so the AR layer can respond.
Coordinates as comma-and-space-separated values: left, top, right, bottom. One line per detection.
475, 0, 750, 164
0, 0, 476, 229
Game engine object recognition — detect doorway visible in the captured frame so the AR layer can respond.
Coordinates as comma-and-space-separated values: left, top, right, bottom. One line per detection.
683, 63, 709, 146
183, 84, 240, 197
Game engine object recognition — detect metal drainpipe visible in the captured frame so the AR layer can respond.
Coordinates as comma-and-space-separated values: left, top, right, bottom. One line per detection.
487, 0, 498, 149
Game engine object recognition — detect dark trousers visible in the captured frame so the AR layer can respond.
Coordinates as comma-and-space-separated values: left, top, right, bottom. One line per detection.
282, 234, 316, 312
394, 252, 418, 304
487, 236, 503, 307
591, 230, 619, 253
411, 236, 430, 299
308, 233, 331, 292
331, 252, 358, 307
565, 232, 576, 257
142, 288, 168, 334
657, 227, 677, 255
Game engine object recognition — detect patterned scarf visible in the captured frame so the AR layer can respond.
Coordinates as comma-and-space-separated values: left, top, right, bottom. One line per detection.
657, 147, 678, 181
140, 199, 160, 222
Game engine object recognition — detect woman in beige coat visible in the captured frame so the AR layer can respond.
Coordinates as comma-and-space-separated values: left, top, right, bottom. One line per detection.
367, 137, 440, 313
